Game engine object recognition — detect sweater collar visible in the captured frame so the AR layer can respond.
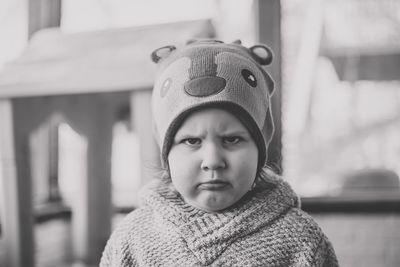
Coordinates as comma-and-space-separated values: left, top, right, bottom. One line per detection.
140, 175, 299, 265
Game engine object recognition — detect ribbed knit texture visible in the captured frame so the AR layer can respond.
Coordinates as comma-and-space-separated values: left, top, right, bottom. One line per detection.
100, 175, 338, 267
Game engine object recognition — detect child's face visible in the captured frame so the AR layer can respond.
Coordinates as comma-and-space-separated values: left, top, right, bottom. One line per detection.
168, 108, 258, 212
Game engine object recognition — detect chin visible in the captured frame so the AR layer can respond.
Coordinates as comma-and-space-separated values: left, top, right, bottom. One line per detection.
197, 202, 231, 213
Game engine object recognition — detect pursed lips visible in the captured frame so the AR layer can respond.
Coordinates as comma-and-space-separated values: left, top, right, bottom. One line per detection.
197, 180, 230, 190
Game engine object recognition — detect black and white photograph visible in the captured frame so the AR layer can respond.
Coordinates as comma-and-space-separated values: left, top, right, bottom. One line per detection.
0, 0, 399, 266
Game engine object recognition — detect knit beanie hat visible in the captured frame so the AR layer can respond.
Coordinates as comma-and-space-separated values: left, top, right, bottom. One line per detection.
151, 39, 275, 170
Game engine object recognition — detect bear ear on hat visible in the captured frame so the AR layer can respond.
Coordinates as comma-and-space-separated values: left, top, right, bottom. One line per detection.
249, 44, 273, 66
151, 45, 176, 63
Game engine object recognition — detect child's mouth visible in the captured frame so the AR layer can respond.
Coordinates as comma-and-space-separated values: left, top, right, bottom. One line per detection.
198, 180, 229, 190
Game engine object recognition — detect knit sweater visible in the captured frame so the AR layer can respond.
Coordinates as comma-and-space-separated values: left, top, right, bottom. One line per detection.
100, 175, 338, 267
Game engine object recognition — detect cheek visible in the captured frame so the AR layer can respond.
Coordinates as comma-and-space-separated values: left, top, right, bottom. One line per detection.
238, 161, 257, 182
168, 150, 197, 188
233, 149, 258, 183
169, 150, 188, 171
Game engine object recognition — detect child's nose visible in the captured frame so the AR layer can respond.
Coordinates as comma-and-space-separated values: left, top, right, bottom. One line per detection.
200, 143, 226, 171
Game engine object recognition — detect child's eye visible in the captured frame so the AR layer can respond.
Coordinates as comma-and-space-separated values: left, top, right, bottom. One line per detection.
182, 138, 201, 146
223, 136, 242, 145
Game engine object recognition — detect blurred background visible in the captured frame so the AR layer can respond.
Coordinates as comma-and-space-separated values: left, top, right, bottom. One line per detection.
0, 0, 400, 266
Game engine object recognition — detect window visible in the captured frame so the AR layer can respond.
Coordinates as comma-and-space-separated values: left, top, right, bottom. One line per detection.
282, 0, 400, 200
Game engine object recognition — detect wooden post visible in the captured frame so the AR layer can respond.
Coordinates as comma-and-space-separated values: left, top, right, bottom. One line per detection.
64, 94, 113, 265
0, 94, 115, 266
48, 116, 61, 201
29, 118, 51, 204
28, 0, 61, 39
253, 0, 283, 172
0, 100, 35, 267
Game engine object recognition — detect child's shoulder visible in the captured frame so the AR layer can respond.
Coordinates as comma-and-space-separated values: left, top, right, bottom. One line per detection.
288, 206, 322, 227
278, 205, 328, 242
112, 179, 168, 234
257, 171, 326, 236
112, 207, 151, 234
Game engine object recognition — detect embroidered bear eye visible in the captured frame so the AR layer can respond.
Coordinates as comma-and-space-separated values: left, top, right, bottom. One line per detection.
241, 69, 257, 87
160, 78, 172, 97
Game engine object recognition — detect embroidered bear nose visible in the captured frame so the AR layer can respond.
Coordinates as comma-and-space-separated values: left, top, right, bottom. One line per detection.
184, 76, 226, 97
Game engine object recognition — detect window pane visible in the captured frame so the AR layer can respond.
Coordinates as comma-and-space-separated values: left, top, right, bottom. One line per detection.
282, 0, 400, 198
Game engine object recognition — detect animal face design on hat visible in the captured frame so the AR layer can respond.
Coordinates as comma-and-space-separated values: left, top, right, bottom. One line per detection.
151, 39, 275, 167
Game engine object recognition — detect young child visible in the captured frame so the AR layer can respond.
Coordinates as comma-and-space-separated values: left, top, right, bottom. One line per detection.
100, 39, 338, 266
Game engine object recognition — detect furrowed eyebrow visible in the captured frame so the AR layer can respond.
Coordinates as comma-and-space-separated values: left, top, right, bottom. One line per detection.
174, 132, 201, 141
221, 130, 249, 136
